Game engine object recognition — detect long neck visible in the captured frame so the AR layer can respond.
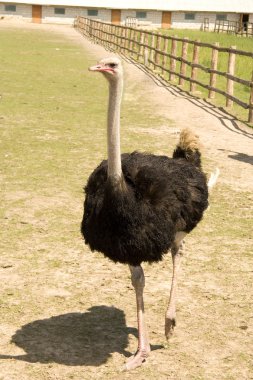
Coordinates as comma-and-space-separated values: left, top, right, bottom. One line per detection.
107, 77, 123, 180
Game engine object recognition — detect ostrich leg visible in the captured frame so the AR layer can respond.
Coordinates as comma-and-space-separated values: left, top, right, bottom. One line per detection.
125, 265, 151, 370
165, 232, 186, 339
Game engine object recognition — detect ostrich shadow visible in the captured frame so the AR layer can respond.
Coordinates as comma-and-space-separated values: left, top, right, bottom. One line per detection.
0, 306, 134, 366
227, 152, 253, 165
218, 149, 253, 165
0, 305, 162, 366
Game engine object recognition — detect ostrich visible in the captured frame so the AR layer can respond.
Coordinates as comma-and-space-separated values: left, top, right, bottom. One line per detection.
81, 57, 216, 370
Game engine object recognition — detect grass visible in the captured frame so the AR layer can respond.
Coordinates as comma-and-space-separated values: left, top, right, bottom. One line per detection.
161, 29, 253, 52
0, 25, 252, 380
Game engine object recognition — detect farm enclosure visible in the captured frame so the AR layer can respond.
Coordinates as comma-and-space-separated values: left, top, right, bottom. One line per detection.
0, 21, 252, 380
75, 17, 253, 123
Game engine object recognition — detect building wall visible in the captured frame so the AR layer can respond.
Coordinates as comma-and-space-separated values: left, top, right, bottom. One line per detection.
121, 9, 162, 27
0, 3, 252, 30
171, 12, 240, 30
0, 2, 32, 20
80, 8, 110, 22
42, 6, 110, 24
0, 3, 111, 24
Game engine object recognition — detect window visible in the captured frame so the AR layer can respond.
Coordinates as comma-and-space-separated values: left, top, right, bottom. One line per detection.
185, 13, 195, 20
54, 8, 65, 15
136, 11, 147, 19
5, 4, 16, 12
87, 9, 98, 17
216, 14, 227, 21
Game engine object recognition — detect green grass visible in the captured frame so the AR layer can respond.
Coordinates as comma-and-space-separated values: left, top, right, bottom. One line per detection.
160, 29, 253, 52
1, 28, 105, 191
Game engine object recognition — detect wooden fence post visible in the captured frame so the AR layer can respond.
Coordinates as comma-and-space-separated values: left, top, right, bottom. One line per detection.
106, 23, 110, 48
150, 33, 156, 69
94, 21, 98, 43
87, 18, 89, 34
169, 36, 177, 81
116, 26, 120, 52
85, 18, 88, 36
83, 17, 85, 32
91, 20, 95, 39
97, 21, 101, 42
155, 33, 162, 68
144, 32, 149, 66
129, 28, 134, 56
107, 23, 111, 49
119, 26, 124, 54
122, 27, 126, 54
131, 29, 137, 58
112, 25, 116, 50
99, 22, 103, 44
101, 23, 105, 46
179, 38, 189, 86
138, 31, 145, 60
226, 45, 236, 107
248, 71, 253, 123
162, 37, 169, 77
127, 27, 131, 54
209, 42, 219, 99
190, 39, 200, 92
115, 25, 119, 51
88, 18, 91, 37
134, 30, 139, 59
125, 27, 130, 54
104, 23, 108, 47
89, 19, 92, 39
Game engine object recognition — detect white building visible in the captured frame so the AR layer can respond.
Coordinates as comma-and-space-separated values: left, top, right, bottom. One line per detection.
1, 0, 253, 30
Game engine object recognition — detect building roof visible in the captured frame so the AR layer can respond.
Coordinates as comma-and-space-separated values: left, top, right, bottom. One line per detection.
2, 0, 253, 12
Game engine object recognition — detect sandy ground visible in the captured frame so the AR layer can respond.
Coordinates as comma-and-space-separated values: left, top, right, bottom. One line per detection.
0, 20, 252, 380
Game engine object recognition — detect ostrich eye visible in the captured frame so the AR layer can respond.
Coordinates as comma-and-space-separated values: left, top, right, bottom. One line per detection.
108, 63, 117, 69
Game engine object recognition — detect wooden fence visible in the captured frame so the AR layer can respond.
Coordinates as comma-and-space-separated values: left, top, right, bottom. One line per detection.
75, 17, 253, 123
214, 20, 253, 37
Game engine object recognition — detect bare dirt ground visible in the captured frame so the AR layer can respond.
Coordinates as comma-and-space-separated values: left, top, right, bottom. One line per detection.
0, 20, 252, 380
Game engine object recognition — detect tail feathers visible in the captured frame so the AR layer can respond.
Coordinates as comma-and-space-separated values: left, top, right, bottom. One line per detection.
173, 128, 202, 167
208, 168, 220, 191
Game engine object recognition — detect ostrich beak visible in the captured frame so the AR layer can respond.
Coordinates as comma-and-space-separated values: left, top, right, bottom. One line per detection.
89, 64, 114, 73
89, 64, 103, 72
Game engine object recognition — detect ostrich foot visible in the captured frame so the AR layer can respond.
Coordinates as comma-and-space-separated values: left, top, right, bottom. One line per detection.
124, 348, 151, 371
165, 317, 176, 340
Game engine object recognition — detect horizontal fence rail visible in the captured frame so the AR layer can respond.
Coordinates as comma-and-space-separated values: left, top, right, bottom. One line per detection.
75, 16, 253, 123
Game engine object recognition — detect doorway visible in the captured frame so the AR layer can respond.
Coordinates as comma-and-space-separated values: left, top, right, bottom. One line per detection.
111, 9, 121, 25
32, 5, 42, 23
162, 11, 171, 29
241, 13, 249, 31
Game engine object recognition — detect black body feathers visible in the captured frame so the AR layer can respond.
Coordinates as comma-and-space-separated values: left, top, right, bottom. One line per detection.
81, 130, 208, 266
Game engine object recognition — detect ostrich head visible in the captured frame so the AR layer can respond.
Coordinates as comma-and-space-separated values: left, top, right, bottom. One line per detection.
89, 57, 123, 82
